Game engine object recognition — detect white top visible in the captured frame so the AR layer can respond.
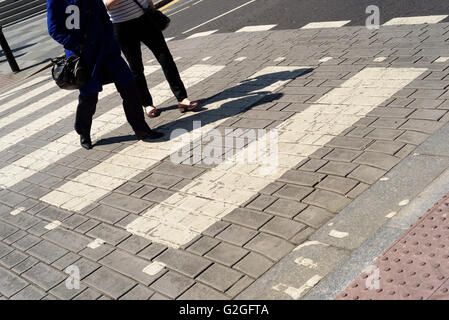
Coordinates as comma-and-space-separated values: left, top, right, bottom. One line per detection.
103, 0, 149, 24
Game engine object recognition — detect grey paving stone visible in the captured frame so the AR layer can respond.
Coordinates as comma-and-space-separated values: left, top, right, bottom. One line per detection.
22, 262, 66, 291
27, 240, 68, 264
100, 193, 152, 214
10, 285, 46, 300
273, 184, 314, 201
100, 250, 164, 286
131, 185, 157, 198
0, 222, 18, 240
303, 189, 352, 213
366, 140, 406, 155
86, 205, 129, 225
153, 162, 205, 179
0, 191, 28, 207
258, 182, 284, 195
294, 206, 335, 228
409, 109, 446, 120
86, 223, 130, 246
73, 288, 102, 300
69, 257, 101, 280
216, 224, 258, 247
260, 216, 306, 240
0, 250, 28, 269
326, 136, 372, 150
233, 252, 274, 279
279, 170, 325, 187
178, 283, 228, 300
149, 292, 170, 300
119, 284, 154, 300
297, 159, 328, 172
52, 252, 81, 270
223, 208, 272, 229
346, 182, 370, 199
3, 230, 27, 244
348, 165, 386, 184
42, 228, 91, 252
18, 184, 50, 200
49, 281, 87, 300
117, 235, 152, 255
0, 266, 29, 297
290, 227, 316, 245
370, 117, 407, 129
75, 219, 101, 234
197, 263, 243, 292
141, 173, 182, 189
0, 241, 13, 258
226, 275, 255, 298
205, 242, 248, 267
187, 236, 220, 256
0, 211, 40, 230
399, 119, 443, 134
137, 243, 167, 260
79, 244, 115, 262
246, 194, 277, 211
354, 151, 401, 171
83, 267, 137, 299
36, 206, 72, 222
366, 128, 404, 140
12, 257, 39, 275
61, 215, 89, 230
245, 233, 295, 261
265, 198, 307, 219
143, 188, 175, 202
316, 175, 359, 195
155, 248, 211, 278
368, 107, 414, 118
115, 182, 143, 195
150, 271, 194, 299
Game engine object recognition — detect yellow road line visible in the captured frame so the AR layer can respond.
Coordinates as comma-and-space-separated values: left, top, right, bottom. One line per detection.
160, 0, 183, 12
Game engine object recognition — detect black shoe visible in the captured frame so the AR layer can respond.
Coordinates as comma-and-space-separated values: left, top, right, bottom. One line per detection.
135, 129, 164, 140
80, 135, 93, 150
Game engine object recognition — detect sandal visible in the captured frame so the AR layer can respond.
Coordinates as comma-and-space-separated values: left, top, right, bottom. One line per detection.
144, 106, 160, 118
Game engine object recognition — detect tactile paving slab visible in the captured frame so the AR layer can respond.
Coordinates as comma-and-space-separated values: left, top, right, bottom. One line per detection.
337, 193, 449, 300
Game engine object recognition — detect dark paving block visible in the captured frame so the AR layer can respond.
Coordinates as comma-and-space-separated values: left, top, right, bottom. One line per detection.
115, 182, 143, 196
234, 252, 273, 278
137, 243, 167, 260
119, 284, 154, 300
52, 252, 81, 270
316, 175, 359, 195
348, 165, 386, 185
216, 224, 258, 247
246, 194, 277, 211
396, 130, 429, 145
27, 240, 68, 264
354, 151, 401, 171
100, 193, 152, 214
205, 242, 248, 267
318, 161, 358, 177
178, 283, 228, 300
366, 140, 406, 155
279, 170, 325, 187
303, 189, 352, 213
187, 236, 220, 256
22, 262, 66, 291
294, 206, 334, 228
260, 216, 306, 240
297, 159, 328, 172
197, 264, 243, 292
117, 235, 152, 255
150, 271, 195, 299
79, 244, 115, 262
143, 188, 175, 202
86, 205, 129, 225
153, 162, 205, 179
141, 173, 182, 189
83, 267, 137, 299
36, 206, 72, 222
86, 223, 130, 246
100, 250, 164, 286
61, 214, 89, 230
290, 227, 316, 245
0, 266, 29, 297
42, 228, 91, 252
49, 281, 87, 300
0, 211, 40, 230
0, 222, 17, 241
73, 288, 102, 300
226, 275, 254, 298
0, 250, 28, 269
258, 182, 284, 195
202, 221, 230, 237
223, 208, 272, 230
10, 285, 46, 300
245, 233, 295, 261
265, 198, 307, 219
326, 136, 372, 150
274, 184, 313, 201
131, 185, 157, 198
0, 191, 28, 207
156, 248, 211, 278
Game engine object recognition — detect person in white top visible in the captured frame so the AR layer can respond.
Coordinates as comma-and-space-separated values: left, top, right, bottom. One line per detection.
103, 0, 199, 117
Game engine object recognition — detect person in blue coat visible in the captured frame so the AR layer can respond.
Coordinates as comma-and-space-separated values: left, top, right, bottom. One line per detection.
47, 0, 163, 149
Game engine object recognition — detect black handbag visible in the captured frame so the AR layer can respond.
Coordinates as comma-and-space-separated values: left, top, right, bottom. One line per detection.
132, 0, 170, 31
51, 1, 92, 90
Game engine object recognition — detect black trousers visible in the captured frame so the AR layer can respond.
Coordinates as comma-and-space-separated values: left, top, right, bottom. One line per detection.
75, 80, 151, 137
113, 15, 188, 106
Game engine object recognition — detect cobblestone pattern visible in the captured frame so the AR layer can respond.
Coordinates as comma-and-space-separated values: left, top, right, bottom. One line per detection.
0, 23, 448, 299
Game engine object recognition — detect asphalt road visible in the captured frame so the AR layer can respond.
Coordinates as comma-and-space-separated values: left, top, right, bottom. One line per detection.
162, 0, 449, 39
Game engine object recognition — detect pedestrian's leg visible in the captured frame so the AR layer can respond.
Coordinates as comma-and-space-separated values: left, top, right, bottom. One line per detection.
74, 92, 98, 149
113, 21, 153, 106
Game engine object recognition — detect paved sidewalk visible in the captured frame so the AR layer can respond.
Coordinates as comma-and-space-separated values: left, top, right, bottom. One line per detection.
0, 21, 449, 300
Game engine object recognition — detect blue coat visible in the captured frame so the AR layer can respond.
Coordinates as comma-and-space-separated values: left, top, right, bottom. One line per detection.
47, 0, 121, 67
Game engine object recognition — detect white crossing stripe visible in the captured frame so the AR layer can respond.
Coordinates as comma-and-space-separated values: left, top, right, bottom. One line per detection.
0, 66, 160, 156
0, 75, 49, 100
186, 30, 218, 39
0, 79, 57, 113
38, 64, 225, 211
383, 15, 448, 26
236, 24, 277, 32
127, 67, 426, 248
301, 20, 351, 29
0, 87, 74, 131
435, 57, 449, 63
0, 66, 161, 188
